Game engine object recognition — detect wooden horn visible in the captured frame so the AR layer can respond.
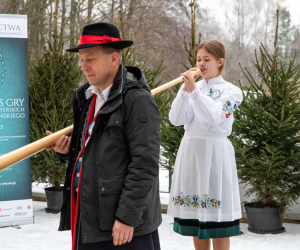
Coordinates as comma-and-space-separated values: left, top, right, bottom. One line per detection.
0, 68, 200, 171
151, 68, 201, 95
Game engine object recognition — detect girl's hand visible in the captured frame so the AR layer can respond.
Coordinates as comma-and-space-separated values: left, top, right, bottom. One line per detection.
190, 68, 200, 81
181, 69, 197, 93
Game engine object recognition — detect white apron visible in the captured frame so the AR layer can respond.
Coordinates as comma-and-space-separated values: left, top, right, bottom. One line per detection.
167, 131, 242, 222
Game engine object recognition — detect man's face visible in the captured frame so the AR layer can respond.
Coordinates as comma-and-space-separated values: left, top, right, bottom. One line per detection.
79, 46, 113, 88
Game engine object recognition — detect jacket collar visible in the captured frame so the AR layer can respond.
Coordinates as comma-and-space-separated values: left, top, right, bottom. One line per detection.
85, 84, 112, 101
106, 64, 126, 102
75, 64, 149, 105
202, 75, 225, 85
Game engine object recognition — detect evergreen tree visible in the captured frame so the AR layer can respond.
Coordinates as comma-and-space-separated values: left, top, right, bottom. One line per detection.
231, 10, 300, 211
160, 0, 201, 176
29, 28, 83, 191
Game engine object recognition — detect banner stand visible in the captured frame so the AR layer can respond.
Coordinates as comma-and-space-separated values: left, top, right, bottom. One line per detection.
0, 216, 34, 228
0, 15, 33, 227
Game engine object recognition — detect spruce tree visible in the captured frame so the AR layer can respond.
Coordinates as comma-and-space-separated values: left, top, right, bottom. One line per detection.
160, 0, 201, 176
231, 10, 300, 211
29, 29, 83, 191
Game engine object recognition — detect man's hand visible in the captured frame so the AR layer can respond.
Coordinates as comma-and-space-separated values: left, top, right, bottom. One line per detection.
45, 131, 71, 154
112, 220, 134, 246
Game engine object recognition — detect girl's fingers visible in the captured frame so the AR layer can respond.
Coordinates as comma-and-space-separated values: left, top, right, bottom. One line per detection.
181, 73, 187, 78
187, 71, 193, 77
183, 71, 194, 80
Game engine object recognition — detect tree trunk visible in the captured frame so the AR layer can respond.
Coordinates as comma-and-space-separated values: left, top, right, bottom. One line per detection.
39, 0, 46, 55
70, 0, 77, 40
0, 0, 11, 13
88, 0, 93, 24
61, 0, 67, 32
49, 0, 53, 44
119, 0, 123, 14
127, 0, 135, 22
53, 0, 58, 35
54, 180, 61, 191
110, 0, 115, 22
125, 0, 136, 35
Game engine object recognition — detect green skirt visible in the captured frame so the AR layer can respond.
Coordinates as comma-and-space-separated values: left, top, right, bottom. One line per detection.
174, 218, 240, 239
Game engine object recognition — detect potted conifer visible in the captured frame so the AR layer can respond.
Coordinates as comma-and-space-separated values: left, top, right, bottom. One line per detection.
230, 10, 300, 233
29, 28, 83, 212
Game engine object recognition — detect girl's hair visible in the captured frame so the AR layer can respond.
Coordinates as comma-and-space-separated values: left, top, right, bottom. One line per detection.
195, 40, 225, 73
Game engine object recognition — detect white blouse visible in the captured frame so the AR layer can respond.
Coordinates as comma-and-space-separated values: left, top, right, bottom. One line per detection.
169, 75, 243, 136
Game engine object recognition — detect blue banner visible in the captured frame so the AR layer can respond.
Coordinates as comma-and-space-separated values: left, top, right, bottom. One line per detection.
0, 14, 33, 226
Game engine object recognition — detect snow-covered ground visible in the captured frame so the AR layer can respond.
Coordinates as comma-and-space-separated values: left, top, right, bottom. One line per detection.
1, 201, 300, 250
1, 169, 299, 249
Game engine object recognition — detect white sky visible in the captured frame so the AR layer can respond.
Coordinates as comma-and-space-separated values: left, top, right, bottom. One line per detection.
200, 0, 300, 28
282, 0, 300, 26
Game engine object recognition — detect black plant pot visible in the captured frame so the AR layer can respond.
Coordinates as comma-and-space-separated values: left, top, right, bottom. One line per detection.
245, 203, 285, 234
45, 187, 64, 213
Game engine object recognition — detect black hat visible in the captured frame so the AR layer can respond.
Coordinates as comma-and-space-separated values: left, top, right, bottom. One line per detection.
66, 22, 133, 52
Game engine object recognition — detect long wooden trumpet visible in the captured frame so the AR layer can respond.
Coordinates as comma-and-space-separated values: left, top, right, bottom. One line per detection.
0, 68, 200, 172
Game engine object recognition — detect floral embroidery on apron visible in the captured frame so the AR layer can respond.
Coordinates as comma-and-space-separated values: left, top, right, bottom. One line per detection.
173, 193, 221, 209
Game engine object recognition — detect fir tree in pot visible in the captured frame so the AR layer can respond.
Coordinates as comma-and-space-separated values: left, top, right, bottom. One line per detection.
29, 30, 83, 212
230, 10, 300, 234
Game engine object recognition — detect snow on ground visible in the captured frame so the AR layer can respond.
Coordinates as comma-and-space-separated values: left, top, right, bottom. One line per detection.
2, 170, 299, 249
159, 168, 170, 193
1, 201, 300, 250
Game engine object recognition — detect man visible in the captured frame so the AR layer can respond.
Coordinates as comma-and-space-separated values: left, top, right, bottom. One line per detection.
46, 22, 162, 250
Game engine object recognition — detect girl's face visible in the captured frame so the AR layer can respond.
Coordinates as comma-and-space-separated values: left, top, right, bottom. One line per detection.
196, 48, 224, 82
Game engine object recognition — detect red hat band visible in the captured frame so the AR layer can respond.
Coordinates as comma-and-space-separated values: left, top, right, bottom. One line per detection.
79, 35, 121, 45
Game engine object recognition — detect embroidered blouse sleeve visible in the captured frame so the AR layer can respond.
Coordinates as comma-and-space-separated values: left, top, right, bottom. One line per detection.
190, 85, 243, 126
169, 84, 194, 126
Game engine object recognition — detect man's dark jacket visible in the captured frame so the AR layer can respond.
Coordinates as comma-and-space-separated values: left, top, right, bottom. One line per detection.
57, 65, 162, 243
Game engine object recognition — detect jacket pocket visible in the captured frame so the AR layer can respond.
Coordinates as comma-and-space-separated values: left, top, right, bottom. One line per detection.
106, 113, 124, 129
98, 175, 126, 231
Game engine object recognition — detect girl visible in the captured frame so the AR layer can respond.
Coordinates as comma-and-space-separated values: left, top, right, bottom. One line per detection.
167, 40, 243, 250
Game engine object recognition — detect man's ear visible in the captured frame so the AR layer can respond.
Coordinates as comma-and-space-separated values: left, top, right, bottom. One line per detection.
111, 52, 120, 67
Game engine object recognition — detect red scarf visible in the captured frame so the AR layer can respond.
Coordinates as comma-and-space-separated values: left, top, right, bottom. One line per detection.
70, 94, 104, 249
